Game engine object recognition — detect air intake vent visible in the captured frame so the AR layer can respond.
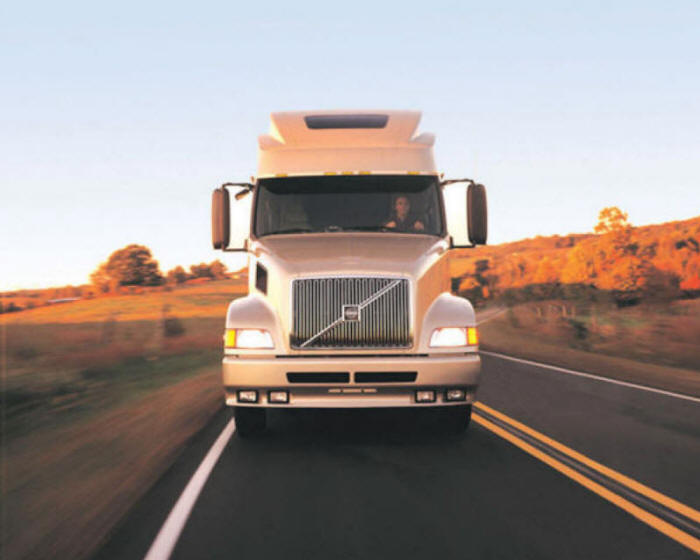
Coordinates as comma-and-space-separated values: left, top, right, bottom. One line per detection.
304, 114, 389, 130
287, 372, 350, 383
355, 372, 417, 383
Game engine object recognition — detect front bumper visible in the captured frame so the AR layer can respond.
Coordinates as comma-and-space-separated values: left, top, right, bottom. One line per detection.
222, 352, 481, 408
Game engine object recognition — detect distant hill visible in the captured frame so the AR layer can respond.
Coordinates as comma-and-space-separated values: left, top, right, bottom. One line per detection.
4, 216, 698, 313
1, 269, 248, 315
450, 215, 700, 305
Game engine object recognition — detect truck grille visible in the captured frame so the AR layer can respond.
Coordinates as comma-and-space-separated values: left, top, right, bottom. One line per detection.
291, 277, 411, 349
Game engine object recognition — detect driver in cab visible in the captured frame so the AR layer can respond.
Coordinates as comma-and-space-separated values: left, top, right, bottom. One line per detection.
384, 195, 425, 232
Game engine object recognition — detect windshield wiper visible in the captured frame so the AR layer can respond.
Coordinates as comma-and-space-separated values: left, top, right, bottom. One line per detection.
344, 226, 393, 232
266, 228, 315, 235
323, 225, 397, 232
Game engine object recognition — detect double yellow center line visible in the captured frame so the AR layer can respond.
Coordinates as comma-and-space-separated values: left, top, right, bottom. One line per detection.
472, 402, 700, 555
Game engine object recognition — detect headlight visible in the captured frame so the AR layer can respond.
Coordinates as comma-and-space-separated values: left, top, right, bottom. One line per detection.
429, 326, 478, 348
224, 328, 274, 349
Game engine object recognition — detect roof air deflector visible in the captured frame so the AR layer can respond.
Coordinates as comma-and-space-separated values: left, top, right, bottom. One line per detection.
304, 114, 389, 130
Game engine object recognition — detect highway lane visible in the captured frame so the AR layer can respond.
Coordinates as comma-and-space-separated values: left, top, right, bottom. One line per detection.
478, 353, 700, 512
96, 354, 700, 560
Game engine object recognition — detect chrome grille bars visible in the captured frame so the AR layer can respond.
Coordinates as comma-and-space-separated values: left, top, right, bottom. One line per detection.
291, 277, 411, 349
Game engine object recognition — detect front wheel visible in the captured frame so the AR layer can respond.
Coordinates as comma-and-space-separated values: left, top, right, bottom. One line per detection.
442, 404, 472, 435
233, 407, 267, 438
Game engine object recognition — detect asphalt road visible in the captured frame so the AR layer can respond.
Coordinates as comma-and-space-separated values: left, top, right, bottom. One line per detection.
96, 354, 700, 560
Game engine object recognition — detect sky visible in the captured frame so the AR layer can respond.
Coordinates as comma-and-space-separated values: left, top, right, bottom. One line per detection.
2, 1, 699, 290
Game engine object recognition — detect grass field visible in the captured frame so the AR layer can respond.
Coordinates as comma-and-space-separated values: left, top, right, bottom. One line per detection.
3, 280, 246, 433
1, 279, 246, 560
479, 298, 700, 397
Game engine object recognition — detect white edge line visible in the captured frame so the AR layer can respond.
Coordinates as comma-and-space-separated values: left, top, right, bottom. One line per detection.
480, 350, 700, 404
144, 418, 236, 560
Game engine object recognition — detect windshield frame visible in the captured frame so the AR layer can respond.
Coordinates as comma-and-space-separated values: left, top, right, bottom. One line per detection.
250, 174, 447, 240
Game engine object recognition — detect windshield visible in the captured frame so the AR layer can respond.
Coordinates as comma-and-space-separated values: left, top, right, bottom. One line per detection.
254, 175, 444, 237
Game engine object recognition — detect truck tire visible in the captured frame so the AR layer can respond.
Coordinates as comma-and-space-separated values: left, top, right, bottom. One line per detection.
443, 404, 472, 435
233, 407, 266, 437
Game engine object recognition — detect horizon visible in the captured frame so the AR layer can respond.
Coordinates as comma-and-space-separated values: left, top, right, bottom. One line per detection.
4, 212, 697, 292
3, 1, 699, 291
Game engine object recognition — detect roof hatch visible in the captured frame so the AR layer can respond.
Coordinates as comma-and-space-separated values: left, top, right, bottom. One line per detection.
304, 114, 389, 129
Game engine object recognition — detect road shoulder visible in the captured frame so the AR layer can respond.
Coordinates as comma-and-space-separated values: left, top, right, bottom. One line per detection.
478, 325, 700, 398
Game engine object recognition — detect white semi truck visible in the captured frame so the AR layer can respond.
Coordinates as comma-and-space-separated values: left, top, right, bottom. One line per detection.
211, 110, 487, 437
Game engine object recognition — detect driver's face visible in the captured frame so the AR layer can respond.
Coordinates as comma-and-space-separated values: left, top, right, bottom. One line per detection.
395, 196, 410, 220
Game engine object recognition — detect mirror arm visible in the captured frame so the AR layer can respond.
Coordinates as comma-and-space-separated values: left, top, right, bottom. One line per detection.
221, 182, 255, 200
445, 235, 475, 250
440, 178, 475, 188
223, 238, 249, 253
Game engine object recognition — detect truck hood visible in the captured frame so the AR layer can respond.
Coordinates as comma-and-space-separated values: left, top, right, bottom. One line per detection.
252, 233, 449, 278
245, 233, 454, 352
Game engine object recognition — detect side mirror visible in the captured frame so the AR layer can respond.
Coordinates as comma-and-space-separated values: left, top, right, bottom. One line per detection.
211, 187, 230, 249
467, 183, 487, 245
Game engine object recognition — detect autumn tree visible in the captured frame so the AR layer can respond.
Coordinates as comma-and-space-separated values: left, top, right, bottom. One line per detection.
533, 257, 558, 284
166, 265, 189, 285
561, 242, 596, 284
594, 206, 630, 235
680, 252, 700, 292
190, 263, 213, 279
594, 206, 633, 255
595, 256, 647, 300
457, 275, 484, 303
591, 207, 658, 304
209, 260, 228, 280
91, 244, 164, 291
189, 260, 228, 280
90, 263, 118, 293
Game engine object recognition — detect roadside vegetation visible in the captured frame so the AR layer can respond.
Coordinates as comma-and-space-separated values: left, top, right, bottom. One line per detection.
478, 299, 700, 396
3, 280, 246, 436
451, 209, 699, 306
2, 278, 246, 560
1, 243, 237, 314
451, 208, 700, 395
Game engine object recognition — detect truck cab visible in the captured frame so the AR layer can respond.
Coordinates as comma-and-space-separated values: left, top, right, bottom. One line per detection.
211, 110, 487, 437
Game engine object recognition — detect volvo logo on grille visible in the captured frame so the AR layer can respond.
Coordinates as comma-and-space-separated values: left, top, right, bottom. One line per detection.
342, 304, 361, 322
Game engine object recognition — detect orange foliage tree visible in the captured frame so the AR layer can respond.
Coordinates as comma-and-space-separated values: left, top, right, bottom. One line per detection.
451, 212, 698, 304
91, 244, 164, 292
